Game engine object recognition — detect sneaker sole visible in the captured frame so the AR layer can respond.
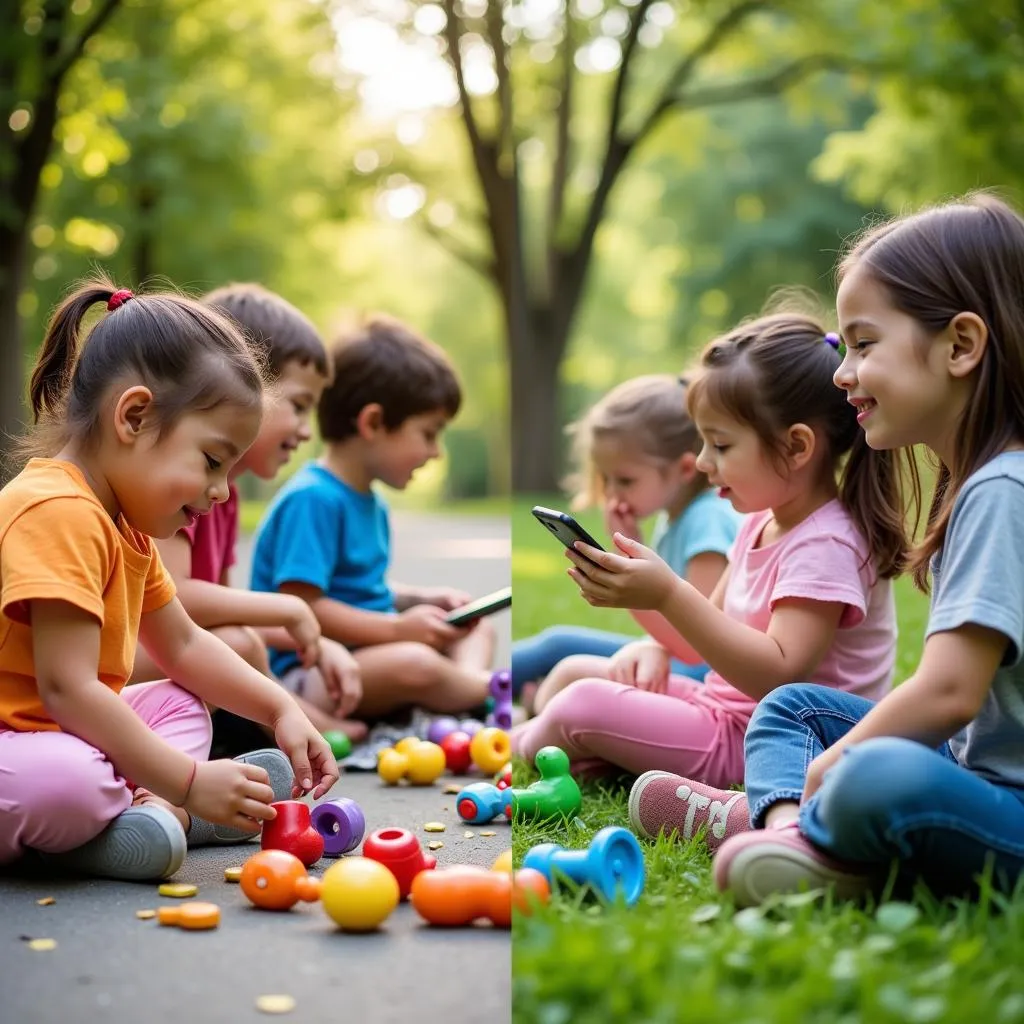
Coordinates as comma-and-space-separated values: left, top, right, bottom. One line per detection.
717, 839, 871, 907
627, 770, 681, 840
45, 807, 186, 881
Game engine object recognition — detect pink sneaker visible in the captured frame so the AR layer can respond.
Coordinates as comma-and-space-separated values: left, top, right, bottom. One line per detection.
713, 824, 875, 907
628, 770, 750, 853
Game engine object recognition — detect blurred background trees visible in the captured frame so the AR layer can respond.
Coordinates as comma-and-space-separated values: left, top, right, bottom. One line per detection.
2, 0, 1022, 497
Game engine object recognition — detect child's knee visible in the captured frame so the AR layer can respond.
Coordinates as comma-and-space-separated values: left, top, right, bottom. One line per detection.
542, 677, 611, 727
212, 625, 269, 674
549, 654, 601, 684
388, 643, 451, 688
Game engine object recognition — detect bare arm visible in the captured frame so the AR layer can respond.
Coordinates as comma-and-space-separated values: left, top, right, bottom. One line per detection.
631, 563, 732, 666
32, 600, 194, 804
281, 581, 402, 647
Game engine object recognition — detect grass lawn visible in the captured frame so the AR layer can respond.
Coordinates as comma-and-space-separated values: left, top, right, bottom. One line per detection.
511, 497, 1023, 1024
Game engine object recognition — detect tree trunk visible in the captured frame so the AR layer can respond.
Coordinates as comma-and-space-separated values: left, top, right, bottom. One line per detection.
509, 301, 574, 494
0, 221, 28, 483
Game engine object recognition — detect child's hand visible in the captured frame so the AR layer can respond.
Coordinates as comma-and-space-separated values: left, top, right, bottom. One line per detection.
183, 759, 278, 834
318, 638, 363, 718
396, 604, 467, 649
272, 707, 339, 800
603, 499, 642, 544
609, 640, 671, 694
283, 596, 322, 669
566, 533, 679, 611
414, 587, 472, 612
802, 743, 846, 803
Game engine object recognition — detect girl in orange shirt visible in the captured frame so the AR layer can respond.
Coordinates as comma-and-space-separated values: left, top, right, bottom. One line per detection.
0, 277, 336, 881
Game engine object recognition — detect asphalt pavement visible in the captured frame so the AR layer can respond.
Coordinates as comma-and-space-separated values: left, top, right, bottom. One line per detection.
0, 511, 511, 1024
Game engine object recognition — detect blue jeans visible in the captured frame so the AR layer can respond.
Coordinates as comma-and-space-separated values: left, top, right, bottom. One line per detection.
745, 683, 1024, 897
510, 625, 707, 695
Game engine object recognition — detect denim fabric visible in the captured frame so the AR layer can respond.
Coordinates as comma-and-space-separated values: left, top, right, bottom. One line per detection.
745, 683, 1024, 896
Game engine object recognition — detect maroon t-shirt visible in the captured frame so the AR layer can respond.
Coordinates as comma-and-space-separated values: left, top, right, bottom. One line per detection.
181, 483, 239, 584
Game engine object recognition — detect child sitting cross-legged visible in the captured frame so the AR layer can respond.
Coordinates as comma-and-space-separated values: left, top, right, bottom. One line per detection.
251, 314, 496, 720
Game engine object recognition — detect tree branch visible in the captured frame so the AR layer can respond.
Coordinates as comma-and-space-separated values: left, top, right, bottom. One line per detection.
547, 8, 574, 257
420, 218, 496, 282
442, 0, 489, 159
484, 1, 512, 163
49, 0, 122, 86
630, 0, 768, 146
607, 0, 657, 141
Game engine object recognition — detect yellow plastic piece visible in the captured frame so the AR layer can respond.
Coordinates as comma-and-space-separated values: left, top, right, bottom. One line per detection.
158, 882, 198, 898
469, 727, 511, 774
491, 849, 513, 873
394, 736, 421, 755
224, 866, 243, 883
377, 748, 407, 785
406, 741, 446, 785
319, 857, 399, 932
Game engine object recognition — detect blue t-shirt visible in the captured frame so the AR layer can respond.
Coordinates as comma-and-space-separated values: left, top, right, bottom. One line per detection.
650, 488, 743, 578
251, 462, 395, 676
928, 451, 1024, 787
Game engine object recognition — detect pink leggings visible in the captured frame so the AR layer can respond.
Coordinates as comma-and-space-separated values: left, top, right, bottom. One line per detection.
512, 676, 749, 786
0, 680, 211, 864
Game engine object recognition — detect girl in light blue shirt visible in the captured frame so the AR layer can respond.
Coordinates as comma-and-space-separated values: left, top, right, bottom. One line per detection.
514, 374, 742, 709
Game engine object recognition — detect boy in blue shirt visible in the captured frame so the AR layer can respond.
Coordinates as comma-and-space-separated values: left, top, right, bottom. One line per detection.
251, 315, 495, 718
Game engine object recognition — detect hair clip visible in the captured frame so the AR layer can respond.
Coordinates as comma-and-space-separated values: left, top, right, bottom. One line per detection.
107, 289, 134, 312
823, 332, 842, 352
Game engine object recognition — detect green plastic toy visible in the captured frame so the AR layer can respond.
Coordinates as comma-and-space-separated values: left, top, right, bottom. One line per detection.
323, 730, 353, 760
511, 746, 582, 821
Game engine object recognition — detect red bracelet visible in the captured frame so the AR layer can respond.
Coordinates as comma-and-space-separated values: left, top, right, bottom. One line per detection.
181, 760, 197, 804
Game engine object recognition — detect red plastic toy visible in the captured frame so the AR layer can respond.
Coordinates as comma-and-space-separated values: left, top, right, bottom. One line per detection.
362, 827, 437, 899
260, 800, 324, 867
440, 730, 473, 774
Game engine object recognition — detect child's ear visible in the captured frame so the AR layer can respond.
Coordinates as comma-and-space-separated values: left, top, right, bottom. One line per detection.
947, 312, 988, 378
112, 386, 155, 445
677, 452, 699, 482
355, 403, 385, 439
785, 423, 816, 471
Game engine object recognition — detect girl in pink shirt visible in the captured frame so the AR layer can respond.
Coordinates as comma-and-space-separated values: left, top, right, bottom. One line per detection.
514, 311, 909, 848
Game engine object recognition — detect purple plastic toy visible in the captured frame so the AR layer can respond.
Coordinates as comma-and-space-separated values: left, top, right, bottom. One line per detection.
486, 669, 513, 730
310, 797, 366, 857
426, 715, 461, 745
459, 718, 485, 738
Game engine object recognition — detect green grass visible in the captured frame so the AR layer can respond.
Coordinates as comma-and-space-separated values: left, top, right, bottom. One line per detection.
511, 496, 1020, 1024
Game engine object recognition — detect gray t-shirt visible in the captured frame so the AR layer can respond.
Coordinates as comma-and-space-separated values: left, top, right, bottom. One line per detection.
929, 451, 1024, 786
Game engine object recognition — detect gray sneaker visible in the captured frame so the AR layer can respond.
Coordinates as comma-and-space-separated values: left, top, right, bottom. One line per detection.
186, 748, 294, 847
42, 804, 186, 881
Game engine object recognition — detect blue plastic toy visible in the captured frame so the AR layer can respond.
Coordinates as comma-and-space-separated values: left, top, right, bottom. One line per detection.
455, 781, 512, 825
522, 826, 645, 906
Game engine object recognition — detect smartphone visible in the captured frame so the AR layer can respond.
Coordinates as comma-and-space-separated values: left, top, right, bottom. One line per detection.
445, 585, 512, 627
531, 506, 606, 562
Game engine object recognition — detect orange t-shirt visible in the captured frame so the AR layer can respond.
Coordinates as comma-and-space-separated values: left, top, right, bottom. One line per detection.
0, 459, 176, 731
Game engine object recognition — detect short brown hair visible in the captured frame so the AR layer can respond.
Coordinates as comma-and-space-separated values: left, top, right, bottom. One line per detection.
203, 283, 329, 381
318, 314, 462, 442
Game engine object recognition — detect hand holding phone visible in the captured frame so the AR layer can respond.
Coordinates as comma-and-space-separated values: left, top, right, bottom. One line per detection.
445, 586, 512, 627
531, 506, 605, 564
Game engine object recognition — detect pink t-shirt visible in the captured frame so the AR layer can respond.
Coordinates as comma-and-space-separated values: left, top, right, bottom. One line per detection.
181, 484, 239, 584
702, 499, 896, 719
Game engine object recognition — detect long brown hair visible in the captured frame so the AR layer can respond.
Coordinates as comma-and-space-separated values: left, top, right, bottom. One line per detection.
838, 192, 1024, 590
687, 312, 910, 579
17, 274, 263, 465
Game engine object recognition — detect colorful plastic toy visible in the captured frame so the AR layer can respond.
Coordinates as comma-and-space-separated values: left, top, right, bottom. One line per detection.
491, 849, 513, 873
459, 718, 485, 738
377, 740, 447, 785
469, 727, 510, 775
240, 849, 322, 911
310, 797, 366, 856
320, 857, 400, 932
157, 901, 221, 930
439, 730, 473, 774
261, 800, 324, 867
523, 826, 645, 906
486, 669, 513, 730
427, 716, 461, 745
410, 865, 550, 928
455, 782, 512, 825
510, 746, 581, 821
362, 827, 437, 899
495, 763, 512, 790
322, 730, 352, 760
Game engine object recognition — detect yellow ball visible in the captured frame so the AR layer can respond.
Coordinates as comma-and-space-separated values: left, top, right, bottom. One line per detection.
406, 741, 446, 784
491, 849, 513, 873
377, 748, 408, 785
470, 727, 511, 774
320, 858, 399, 932
394, 736, 421, 755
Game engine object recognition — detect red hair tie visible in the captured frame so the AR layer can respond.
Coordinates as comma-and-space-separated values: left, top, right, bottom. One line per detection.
107, 289, 134, 311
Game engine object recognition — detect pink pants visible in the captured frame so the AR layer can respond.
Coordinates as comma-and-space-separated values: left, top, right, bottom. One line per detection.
512, 676, 749, 786
0, 680, 211, 864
